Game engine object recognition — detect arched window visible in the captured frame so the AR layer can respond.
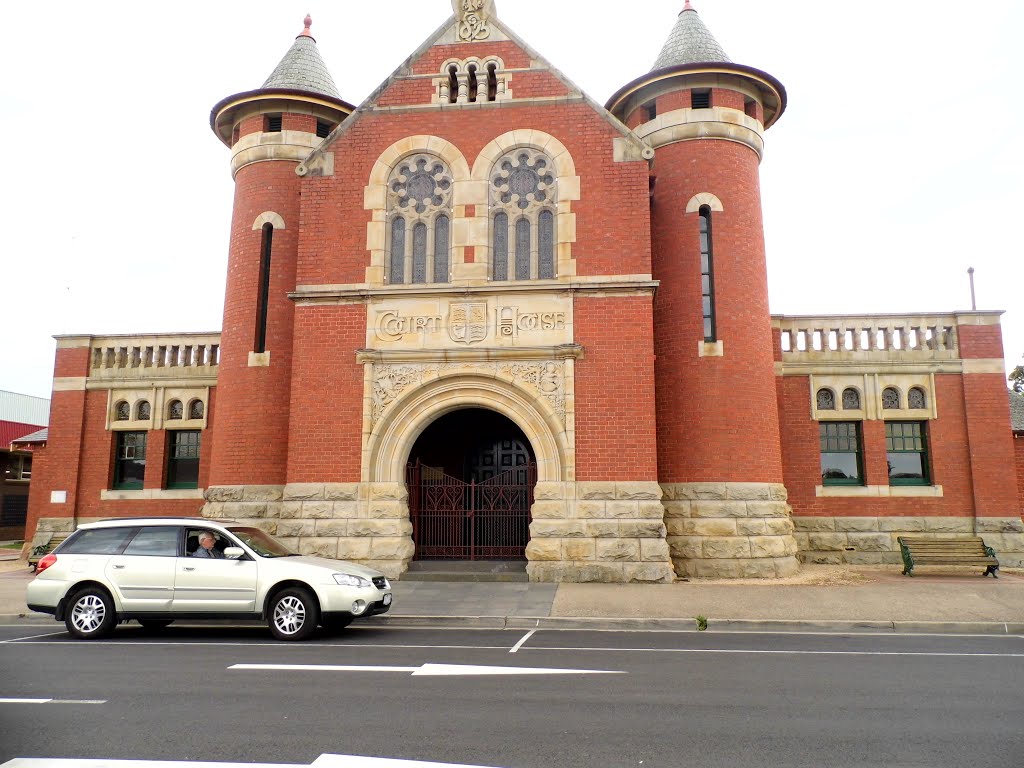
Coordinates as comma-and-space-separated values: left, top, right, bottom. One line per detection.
188, 400, 205, 420
842, 388, 861, 410
908, 387, 927, 410
699, 205, 717, 342
490, 149, 556, 281
115, 401, 130, 421
882, 387, 901, 410
136, 400, 151, 421
816, 389, 836, 410
168, 400, 184, 420
255, 222, 273, 353
387, 155, 453, 285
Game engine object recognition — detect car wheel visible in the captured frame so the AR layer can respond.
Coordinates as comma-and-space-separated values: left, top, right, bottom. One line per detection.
138, 619, 174, 631
65, 587, 116, 640
269, 587, 320, 641
322, 616, 353, 633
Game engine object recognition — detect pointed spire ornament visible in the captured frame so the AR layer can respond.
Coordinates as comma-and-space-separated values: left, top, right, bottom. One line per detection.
652, 1, 731, 70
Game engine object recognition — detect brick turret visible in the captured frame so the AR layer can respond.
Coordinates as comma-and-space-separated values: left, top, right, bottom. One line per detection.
608, 2, 798, 578
207, 17, 354, 488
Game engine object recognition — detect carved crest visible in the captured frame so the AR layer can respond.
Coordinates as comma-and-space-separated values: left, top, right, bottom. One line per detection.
448, 302, 489, 345
452, 0, 494, 41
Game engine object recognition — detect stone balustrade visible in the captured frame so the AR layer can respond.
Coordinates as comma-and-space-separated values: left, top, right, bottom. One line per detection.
88, 333, 221, 381
773, 314, 960, 361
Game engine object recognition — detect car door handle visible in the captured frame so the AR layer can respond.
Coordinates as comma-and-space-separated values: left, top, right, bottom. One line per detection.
112, 564, 125, 569
183, 567, 195, 572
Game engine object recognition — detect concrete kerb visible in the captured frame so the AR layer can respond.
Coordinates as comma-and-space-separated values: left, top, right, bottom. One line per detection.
2, 612, 1023, 635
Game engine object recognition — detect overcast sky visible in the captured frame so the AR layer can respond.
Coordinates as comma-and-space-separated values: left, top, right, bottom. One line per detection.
1, 1, 1021, 401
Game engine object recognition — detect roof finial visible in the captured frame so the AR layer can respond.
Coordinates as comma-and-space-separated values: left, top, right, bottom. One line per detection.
683, 0, 695, 10
299, 14, 313, 39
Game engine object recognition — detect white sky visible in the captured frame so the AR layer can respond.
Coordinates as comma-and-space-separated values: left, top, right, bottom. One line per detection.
1, 1, 1021, 400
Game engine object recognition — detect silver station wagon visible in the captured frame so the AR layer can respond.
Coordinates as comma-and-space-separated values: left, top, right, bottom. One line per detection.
26, 517, 392, 640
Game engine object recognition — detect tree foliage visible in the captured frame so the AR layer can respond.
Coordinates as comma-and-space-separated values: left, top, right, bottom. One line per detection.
1011, 356, 1024, 393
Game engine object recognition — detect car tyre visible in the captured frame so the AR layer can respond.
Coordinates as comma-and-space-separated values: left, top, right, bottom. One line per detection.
65, 587, 116, 640
138, 619, 174, 631
268, 587, 320, 641
322, 616, 353, 633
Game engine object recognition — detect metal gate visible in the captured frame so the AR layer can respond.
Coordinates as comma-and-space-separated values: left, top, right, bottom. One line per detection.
407, 461, 536, 560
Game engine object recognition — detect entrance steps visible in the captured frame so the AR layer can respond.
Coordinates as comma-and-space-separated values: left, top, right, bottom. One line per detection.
402, 560, 529, 583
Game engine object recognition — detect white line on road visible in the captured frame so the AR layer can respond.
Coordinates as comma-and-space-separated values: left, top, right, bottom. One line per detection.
0, 754, 506, 767
509, 629, 535, 654
230, 663, 623, 676
0, 698, 105, 704
0, 631, 67, 644
526, 646, 1024, 658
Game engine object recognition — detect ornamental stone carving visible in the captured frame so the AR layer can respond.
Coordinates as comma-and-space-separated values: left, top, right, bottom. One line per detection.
452, 0, 495, 41
371, 360, 566, 426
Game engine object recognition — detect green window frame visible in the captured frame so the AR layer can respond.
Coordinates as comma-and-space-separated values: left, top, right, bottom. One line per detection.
167, 430, 201, 489
886, 421, 930, 486
819, 422, 864, 486
113, 431, 147, 490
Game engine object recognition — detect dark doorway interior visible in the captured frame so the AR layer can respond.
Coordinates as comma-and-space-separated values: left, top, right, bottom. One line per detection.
407, 409, 536, 560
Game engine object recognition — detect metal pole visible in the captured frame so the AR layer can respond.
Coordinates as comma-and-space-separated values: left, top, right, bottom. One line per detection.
967, 267, 976, 311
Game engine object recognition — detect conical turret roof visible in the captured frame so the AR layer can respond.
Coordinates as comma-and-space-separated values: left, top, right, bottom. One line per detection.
652, 1, 731, 71
261, 15, 341, 99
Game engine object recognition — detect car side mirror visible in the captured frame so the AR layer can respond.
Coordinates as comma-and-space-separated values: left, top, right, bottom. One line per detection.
223, 547, 244, 560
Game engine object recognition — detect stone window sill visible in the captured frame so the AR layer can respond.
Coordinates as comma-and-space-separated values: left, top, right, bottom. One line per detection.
101, 489, 205, 501
816, 485, 943, 498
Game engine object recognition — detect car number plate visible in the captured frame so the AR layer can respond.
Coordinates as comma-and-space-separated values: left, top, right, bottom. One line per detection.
383, 594, 393, 606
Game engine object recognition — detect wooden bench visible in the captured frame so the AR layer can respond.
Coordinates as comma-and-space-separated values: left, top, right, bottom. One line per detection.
897, 536, 999, 578
27, 534, 69, 571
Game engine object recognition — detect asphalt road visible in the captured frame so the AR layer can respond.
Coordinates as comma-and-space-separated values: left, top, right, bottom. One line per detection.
0, 623, 1022, 768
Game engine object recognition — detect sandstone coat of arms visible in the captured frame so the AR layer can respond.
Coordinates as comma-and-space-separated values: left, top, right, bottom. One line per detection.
448, 302, 488, 345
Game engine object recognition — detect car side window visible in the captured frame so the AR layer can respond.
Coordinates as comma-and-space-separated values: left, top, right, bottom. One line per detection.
123, 527, 180, 557
60, 528, 135, 555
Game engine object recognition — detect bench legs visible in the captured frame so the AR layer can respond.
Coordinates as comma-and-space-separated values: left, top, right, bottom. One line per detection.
984, 565, 999, 578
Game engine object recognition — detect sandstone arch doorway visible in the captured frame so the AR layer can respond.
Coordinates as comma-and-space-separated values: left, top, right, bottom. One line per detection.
407, 408, 536, 560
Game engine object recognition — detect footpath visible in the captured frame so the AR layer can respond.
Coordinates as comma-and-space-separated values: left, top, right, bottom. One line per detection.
1, 552, 1022, 634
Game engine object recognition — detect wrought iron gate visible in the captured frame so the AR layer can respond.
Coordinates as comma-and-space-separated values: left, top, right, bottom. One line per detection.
407, 461, 536, 560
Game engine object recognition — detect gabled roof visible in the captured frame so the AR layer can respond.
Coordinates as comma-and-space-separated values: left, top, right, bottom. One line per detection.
1, 421, 43, 449
1011, 391, 1024, 433
261, 15, 341, 100
652, 1, 731, 71
306, 11, 649, 169
11, 427, 47, 447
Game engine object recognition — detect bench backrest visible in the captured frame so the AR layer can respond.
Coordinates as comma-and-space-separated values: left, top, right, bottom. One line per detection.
897, 537, 990, 555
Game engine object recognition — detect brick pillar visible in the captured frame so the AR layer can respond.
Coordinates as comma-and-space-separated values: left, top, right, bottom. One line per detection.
25, 337, 92, 541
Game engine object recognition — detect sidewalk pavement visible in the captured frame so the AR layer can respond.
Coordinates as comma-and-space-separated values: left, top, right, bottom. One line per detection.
1, 557, 1022, 634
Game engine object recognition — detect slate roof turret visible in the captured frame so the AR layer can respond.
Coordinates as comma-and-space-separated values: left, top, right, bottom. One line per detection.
261, 15, 342, 100
652, 1, 731, 71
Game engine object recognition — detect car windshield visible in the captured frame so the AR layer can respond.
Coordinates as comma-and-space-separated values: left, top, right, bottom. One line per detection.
227, 527, 296, 558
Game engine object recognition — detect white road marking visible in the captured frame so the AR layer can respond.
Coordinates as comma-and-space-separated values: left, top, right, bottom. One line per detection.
0, 631, 67, 644
526, 646, 1024, 658
230, 662, 622, 676
0, 698, 51, 704
508, 629, 535, 653
0, 755, 506, 768
0, 698, 105, 705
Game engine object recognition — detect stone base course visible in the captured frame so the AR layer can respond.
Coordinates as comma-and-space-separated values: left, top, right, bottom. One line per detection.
793, 516, 1024, 568
203, 481, 675, 583
663, 482, 800, 578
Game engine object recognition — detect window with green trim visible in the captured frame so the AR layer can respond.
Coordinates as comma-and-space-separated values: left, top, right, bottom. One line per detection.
114, 431, 147, 490
167, 430, 201, 489
819, 422, 863, 486
886, 421, 930, 485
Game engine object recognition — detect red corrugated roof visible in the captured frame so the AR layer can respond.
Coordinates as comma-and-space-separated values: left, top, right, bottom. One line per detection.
1, 421, 43, 449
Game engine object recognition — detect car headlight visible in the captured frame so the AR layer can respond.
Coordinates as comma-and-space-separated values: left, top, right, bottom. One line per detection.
333, 573, 372, 588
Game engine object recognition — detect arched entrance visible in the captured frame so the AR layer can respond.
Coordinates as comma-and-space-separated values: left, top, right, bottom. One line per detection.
407, 408, 536, 560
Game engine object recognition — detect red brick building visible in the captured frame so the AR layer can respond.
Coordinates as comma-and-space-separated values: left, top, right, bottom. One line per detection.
25, 3, 1024, 578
